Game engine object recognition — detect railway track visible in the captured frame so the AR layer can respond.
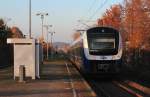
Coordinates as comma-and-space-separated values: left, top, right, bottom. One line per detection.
70, 62, 139, 97
70, 61, 150, 97
88, 79, 136, 97
123, 80, 150, 95
85, 77, 150, 97
113, 81, 150, 97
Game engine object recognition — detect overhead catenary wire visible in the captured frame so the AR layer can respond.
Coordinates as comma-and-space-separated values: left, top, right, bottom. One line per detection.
80, 0, 97, 20
88, 0, 107, 20
76, 0, 107, 30
86, 0, 98, 16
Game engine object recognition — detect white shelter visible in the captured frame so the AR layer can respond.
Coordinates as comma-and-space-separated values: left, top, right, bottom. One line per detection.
7, 38, 42, 80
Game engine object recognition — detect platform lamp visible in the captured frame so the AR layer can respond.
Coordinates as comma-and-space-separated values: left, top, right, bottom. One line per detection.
43, 25, 53, 60
36, 12, 48, 43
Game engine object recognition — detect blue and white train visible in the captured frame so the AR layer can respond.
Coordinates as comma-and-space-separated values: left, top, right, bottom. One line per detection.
69, 27, 123, 74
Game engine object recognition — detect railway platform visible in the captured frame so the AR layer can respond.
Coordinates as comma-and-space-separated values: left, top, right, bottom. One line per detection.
0, 59, 96, 97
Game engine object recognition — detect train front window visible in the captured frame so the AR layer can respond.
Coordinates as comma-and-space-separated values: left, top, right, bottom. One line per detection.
89, 38, 115, 50
87, 27, 119, 55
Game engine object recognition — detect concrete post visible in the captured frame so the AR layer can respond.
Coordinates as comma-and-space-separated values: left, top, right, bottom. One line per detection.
19, 65, 25, 83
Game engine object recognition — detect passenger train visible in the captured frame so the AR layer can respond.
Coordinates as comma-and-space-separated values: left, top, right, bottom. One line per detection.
68, 27, 123, 75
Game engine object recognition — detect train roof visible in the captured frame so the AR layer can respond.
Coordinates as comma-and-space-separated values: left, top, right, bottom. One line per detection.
87, 26, 119, 32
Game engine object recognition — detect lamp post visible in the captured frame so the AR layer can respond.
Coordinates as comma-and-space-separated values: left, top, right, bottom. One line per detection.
49, 31, 55, 59
36, 12, 48, 42
36, 12, 48, 61
29, 0, 32, 38
43, 25, 52, 60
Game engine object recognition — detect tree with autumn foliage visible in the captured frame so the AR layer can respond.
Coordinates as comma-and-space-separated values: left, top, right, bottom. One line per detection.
98, 0, 150, 52
0, 19, 12, 45
98, 4, 122, 31
0, 19, 5, 29
11, 26, 24, 38
97, 0, 150, 70
0, 18, 24, 67
122, 0, 150, 68
0, 18, 13, 67
124, 0, 149, 49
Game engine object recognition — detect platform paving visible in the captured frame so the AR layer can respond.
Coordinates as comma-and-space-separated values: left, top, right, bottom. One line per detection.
0, 60, 96, 97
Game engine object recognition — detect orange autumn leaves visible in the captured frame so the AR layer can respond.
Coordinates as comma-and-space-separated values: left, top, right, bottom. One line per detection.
98, 0, 150, 50
129, 32, 142, 48
98, 5, 121, 30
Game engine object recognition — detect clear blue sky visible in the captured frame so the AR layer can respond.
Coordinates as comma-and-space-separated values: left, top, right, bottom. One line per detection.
0, 0, 123, 43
